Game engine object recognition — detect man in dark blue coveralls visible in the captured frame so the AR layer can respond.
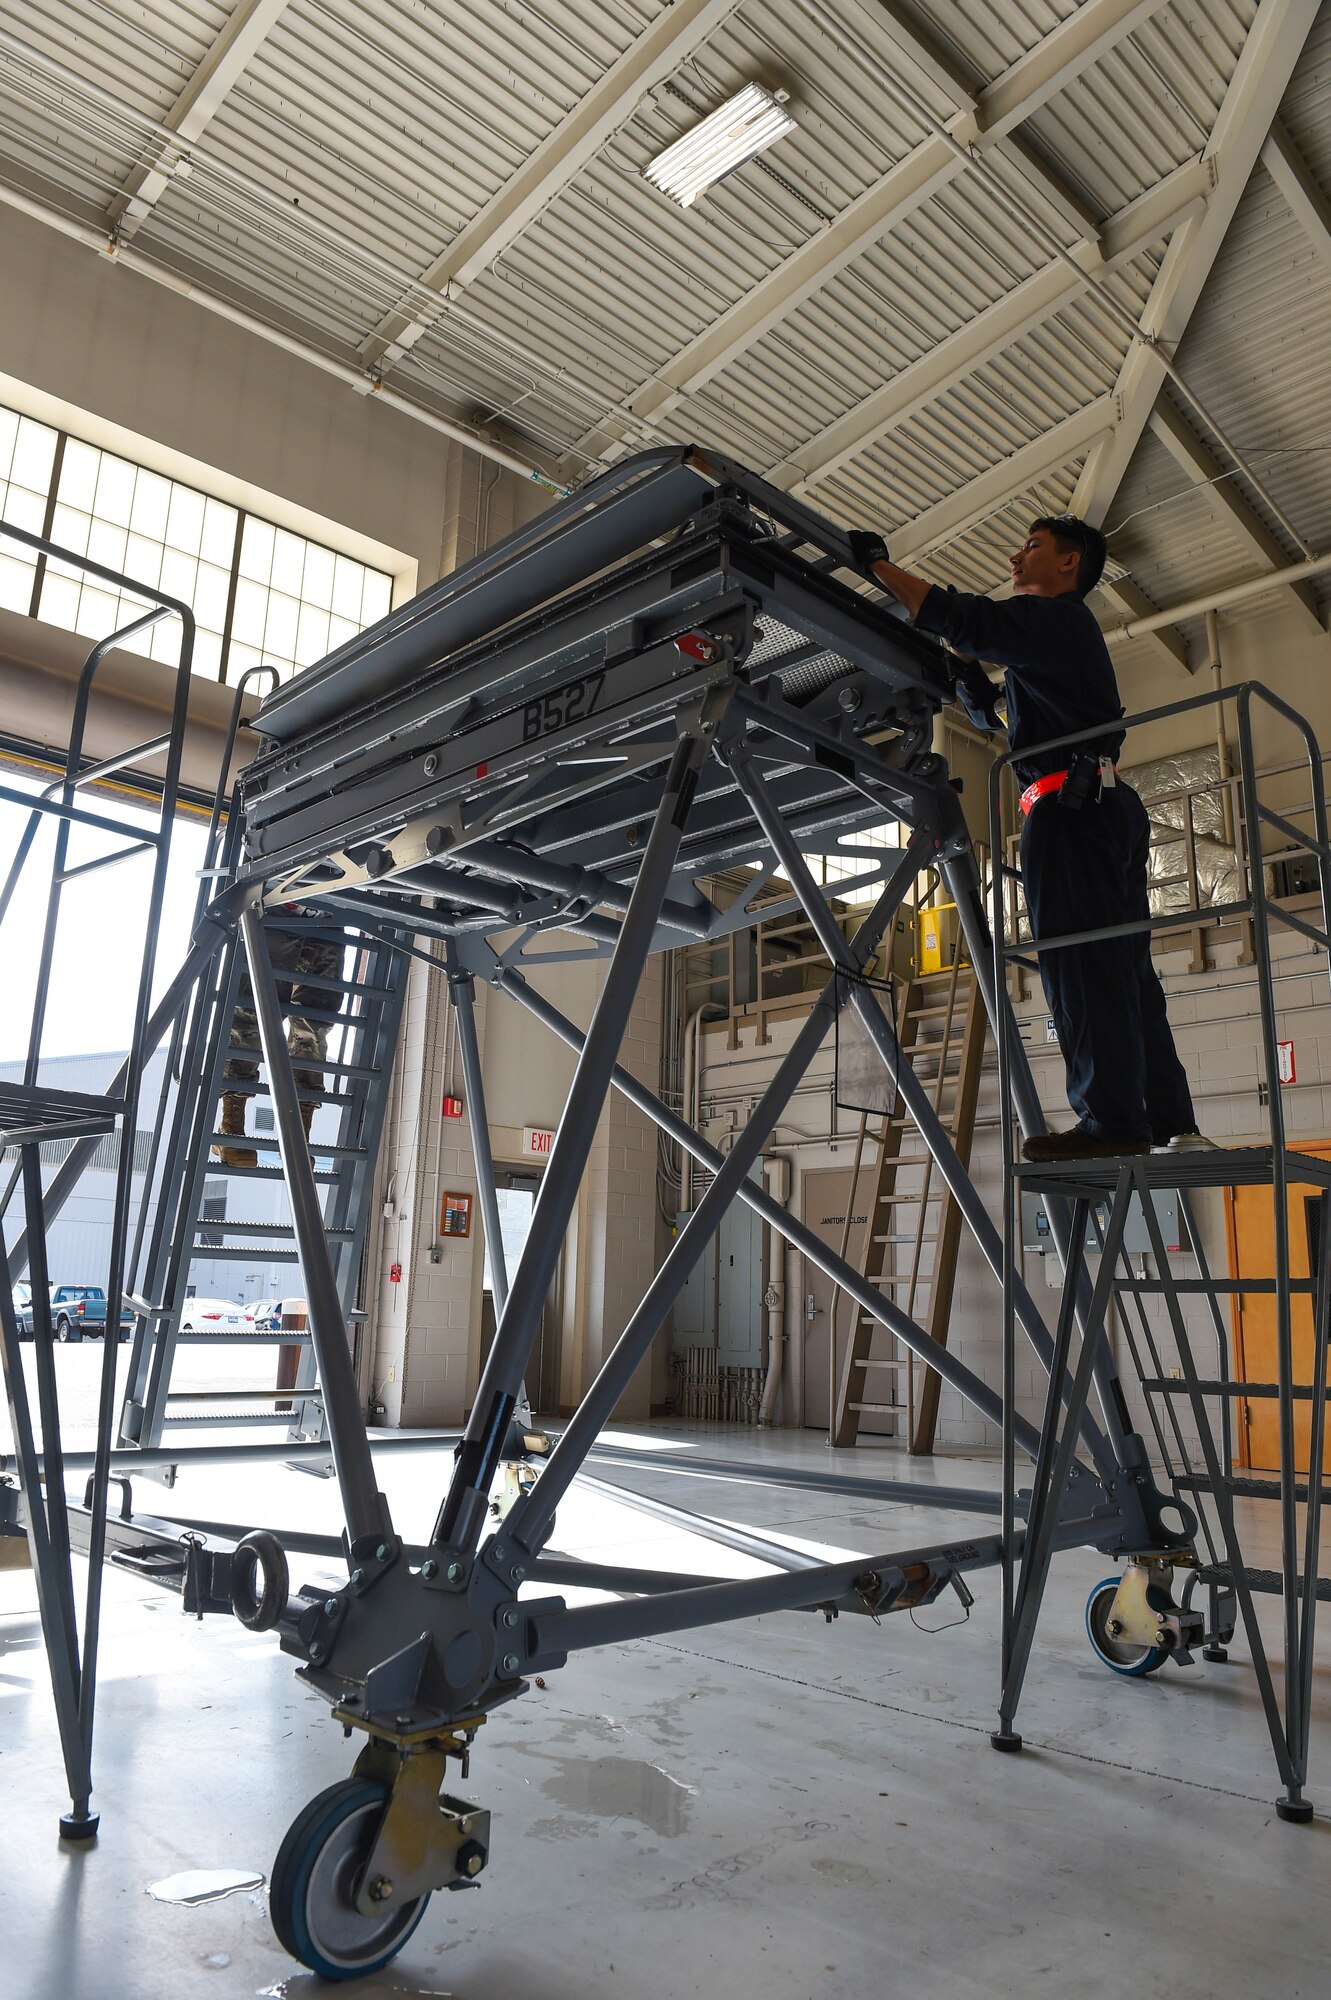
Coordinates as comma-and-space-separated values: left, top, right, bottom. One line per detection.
846, 515, 1211, 1162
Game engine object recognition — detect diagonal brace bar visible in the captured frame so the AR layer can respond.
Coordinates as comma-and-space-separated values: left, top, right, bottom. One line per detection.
725, 738, 1116, 1477
501, 854, 925, 1556
241, 904, 393, 1558
494, 960, 1052, 1462
433, 718, 717, 1557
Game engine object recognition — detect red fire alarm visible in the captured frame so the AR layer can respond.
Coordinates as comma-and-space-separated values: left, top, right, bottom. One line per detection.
389, 1262, 402, 1284
441, 1094, 464, 1119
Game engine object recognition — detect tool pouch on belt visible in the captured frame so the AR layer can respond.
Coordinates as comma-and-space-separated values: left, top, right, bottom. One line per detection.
1056, 753, 1101, 811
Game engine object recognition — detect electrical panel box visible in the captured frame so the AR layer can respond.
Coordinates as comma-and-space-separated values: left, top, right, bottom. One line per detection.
674, 1172, 766, 1366
1021, 1188, 1184, 1257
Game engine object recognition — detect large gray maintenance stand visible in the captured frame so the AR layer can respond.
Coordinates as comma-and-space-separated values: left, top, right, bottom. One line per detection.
6, 444, 1313, 1982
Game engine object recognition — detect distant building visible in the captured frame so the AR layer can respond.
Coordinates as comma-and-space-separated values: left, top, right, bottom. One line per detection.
1, 1048, 338, 1304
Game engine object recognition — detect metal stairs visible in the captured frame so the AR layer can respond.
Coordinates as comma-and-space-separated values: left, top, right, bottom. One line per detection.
117, 915, 407, 1454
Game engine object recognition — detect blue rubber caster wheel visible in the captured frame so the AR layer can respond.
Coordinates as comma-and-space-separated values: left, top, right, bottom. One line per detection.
1085, 1576, 1168, 1677
270, 1778, 429, 1980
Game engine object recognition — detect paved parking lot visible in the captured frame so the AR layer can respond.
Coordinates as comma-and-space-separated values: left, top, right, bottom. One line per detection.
0, 1340, 299, 1454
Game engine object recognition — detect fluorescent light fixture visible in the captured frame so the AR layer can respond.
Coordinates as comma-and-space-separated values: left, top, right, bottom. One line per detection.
645, 83, 795, 208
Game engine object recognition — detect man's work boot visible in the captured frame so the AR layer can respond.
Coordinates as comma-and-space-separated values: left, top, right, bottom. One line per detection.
1023, 1124, 1151, 1162
298, 1095, 315, 1146
214, 1090, 258, 1169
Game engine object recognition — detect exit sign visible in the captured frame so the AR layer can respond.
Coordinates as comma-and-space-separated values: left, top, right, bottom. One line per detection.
522, 1125, 555, 1159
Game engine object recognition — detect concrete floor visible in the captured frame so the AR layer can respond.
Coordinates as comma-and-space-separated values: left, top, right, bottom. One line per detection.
2, 1419, 1328, 2000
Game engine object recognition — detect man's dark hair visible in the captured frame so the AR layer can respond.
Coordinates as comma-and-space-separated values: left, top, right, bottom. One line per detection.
1030, 513, 1107, 598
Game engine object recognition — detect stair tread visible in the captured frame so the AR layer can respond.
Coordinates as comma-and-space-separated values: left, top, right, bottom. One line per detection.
209, 1133, 366, 1159
193, 1221, 354, 1238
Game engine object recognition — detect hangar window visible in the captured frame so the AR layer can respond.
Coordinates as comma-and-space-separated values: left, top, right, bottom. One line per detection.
0, 398, 393, 687
0, 406, 58, 619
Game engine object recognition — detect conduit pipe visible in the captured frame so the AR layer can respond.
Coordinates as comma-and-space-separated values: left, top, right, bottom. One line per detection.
0, 184, 570, 498
758, 1152, 790, 1426
679, 1005, 722, 1211
1103, 548, 1331, 640
1206, 608, 1238, 858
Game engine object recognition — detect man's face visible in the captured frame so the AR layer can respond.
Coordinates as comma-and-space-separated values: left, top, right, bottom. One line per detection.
1009, 528, 1080, 598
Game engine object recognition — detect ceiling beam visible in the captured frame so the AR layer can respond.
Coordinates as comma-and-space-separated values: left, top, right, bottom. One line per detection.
860, 2, 1100, 238
1148, 395, 1323, 633
888, 397, 1117, 567
1261, 117, 1331, 284
776, 157, 1209, 495
106, 0, 291, 243
865, 1, 980, 109
1097, 574, 1192, 673
1073, 0, 1322, 531
623, 0, 1165, 429
358, 0, 739, 373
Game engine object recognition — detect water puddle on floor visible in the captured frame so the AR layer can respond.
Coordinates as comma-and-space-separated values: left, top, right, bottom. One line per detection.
146, 1867, 266, 1905
540, 1754, 697, 1835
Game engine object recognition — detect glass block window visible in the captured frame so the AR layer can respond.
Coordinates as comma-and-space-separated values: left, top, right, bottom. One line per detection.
226, 517, 393, 685
43, 439, 239, 680
0, 399, 395, 687
0, 407, 58, 616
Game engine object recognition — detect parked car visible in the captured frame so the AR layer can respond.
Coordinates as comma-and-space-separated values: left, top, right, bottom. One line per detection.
11, 1282, 33, 1339
179, 1299, 254, 1335
49, 1285, 135, 1343
248, 1297, 306, 1333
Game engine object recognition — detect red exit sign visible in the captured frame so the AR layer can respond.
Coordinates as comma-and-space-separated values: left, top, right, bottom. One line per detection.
522, 1125, 555, 1159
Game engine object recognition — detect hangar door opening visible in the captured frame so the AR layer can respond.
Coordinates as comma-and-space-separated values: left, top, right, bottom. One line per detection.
479, 1169, 562, 1417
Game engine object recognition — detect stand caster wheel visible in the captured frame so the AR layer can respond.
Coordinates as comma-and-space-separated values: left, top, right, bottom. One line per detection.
59, 1811, 99, 1842
1275, 1797, 1314, 1824
270, 1779, 430, 1980
1085, 1577, 1168, 1677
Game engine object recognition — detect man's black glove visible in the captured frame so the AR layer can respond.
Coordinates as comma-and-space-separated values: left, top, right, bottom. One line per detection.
846, 529, 890, 579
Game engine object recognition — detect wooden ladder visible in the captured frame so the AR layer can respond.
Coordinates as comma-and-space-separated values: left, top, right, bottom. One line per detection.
830, 953, 988, 1453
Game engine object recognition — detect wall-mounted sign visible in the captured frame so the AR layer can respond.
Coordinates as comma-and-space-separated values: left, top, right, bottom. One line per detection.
1277, 1040, 1296, 1085
521, 1126, 555, 1159
441, 1191, 473, 1237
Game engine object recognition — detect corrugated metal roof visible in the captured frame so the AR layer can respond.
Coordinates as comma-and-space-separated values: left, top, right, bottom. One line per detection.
1027, 0, 1255, 212
0, 0, 1326, 652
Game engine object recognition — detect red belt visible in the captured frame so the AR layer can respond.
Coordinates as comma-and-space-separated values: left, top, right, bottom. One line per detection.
1019, 770, 1069, 815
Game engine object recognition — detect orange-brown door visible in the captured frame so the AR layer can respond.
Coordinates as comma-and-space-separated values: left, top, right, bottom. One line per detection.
1226, 1142, 1331, 1473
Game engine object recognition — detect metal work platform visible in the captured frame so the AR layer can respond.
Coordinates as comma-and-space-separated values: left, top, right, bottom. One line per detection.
989, 683, 1331, 1823
4, 446, 1327, 1978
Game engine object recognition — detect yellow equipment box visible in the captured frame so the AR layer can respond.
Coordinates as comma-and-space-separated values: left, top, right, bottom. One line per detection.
916, 902, 965, 974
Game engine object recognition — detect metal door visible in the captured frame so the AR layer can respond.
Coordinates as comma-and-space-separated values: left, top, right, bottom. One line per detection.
1228, 1141, 1331, 1473
799, 1167, 871, 1432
